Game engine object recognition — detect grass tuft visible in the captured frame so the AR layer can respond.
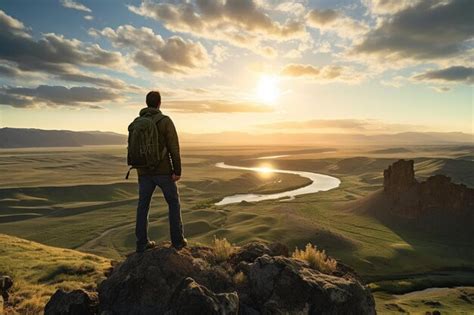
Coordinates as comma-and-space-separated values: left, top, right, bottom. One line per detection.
292, 243, 337, 273
212, 236, 235, 262
233, 271, 247, 285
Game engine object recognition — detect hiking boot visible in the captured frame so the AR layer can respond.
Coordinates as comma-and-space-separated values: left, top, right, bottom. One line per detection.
172, 238, 188, 250
136, 240, 157, 253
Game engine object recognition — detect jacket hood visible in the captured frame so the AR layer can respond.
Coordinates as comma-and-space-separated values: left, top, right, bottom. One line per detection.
139, 107, 162, 117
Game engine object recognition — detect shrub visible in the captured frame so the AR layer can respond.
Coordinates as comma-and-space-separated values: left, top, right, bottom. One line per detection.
233, 271, 247, 285
16, 295, 45, 315
292, 243, 337, 273
212, 236, 235, 262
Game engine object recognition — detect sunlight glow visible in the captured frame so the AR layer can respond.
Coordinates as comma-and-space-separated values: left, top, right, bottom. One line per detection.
257, 75, 279, 104
256, 163, 274, 178
257, 166, 273, 173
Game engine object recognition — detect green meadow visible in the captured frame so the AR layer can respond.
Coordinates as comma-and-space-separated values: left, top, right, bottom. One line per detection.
1, 144, 473, 313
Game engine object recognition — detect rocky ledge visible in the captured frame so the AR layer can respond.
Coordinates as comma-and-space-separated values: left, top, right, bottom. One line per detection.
45, 241, 375, 315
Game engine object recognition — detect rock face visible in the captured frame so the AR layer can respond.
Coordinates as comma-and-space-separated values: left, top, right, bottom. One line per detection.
383, 159, 416, 196
44, 289, 98, 315
45, 241, 375, 314
167, 277, 239, 315
383, 159, 474, 222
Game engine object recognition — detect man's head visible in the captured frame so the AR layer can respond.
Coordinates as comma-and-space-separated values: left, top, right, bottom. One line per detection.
146, 91, 161, 108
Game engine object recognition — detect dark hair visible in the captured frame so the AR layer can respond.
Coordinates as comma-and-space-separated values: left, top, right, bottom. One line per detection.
146, 91, 161, 108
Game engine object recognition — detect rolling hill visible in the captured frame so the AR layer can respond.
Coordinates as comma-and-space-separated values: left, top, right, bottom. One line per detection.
0, 234, 110, 314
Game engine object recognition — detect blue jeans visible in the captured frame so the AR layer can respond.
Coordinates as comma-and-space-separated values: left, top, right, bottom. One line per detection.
136, 174, 185, 248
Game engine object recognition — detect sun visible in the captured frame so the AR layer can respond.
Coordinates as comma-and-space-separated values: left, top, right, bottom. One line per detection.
257, 75, 279, 104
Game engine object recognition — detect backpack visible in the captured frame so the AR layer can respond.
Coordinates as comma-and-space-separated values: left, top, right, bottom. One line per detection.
125, 114, 167, 179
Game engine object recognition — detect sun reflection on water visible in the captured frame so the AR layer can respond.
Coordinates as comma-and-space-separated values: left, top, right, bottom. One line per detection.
256, 163, 274, 178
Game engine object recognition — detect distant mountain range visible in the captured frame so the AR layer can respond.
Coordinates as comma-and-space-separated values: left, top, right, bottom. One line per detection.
0, 128, 127, 148
181, 131, 474, 146
0, 128, 472, 148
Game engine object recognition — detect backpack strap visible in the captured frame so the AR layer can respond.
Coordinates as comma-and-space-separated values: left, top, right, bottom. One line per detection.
153, 115, 169, 159
125, 166, 134, 180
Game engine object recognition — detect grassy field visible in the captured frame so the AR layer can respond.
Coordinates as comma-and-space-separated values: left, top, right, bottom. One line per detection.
0, 144, 473, 313
0, 234, 110, 314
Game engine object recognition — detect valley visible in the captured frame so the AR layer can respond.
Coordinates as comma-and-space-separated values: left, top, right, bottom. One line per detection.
0, 144, 473, 313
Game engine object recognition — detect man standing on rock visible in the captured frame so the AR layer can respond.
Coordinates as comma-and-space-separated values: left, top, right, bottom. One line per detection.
127, 91, 187, 253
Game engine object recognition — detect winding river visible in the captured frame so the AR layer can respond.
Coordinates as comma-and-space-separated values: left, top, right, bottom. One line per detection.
214, 162, 341, 205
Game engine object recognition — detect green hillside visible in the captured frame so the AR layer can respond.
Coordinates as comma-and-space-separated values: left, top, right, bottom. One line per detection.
0, 234, 111, 314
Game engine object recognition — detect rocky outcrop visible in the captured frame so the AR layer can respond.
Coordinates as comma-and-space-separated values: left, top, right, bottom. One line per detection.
383, 159, 474, 222
45, 241, 375, 315
44, 289, 98, 315
244, 254, 375, 314
383, 159, 416, 196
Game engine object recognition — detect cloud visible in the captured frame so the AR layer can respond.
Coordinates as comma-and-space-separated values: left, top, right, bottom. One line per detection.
91, 25, 210, 74
280, 63, 362, 82
0, 63, 23, 78
274, 1, 306, 16
84, 15, 94, 20
413, 66, 474, 84
0, 85, 121, 108
307, 9, 339, 25
163, 99, 274, 113
0, 10, 128, 88
363, 0, 419, 14
60, 0, 92, 13
256, 119, 426, 132
55, 70, 133, 90
307, 9, 368, 38
431, 86, 451, 93
353, 0, 474, 62
128, 0, 306, 55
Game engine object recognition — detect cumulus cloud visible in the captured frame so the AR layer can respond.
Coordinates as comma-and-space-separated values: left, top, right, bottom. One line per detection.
164, 99, 274, 113
354, 0, 474, 62
280, 63, 362, 82
413, 66, 474, 84
0, 85, 121, 108
256, 119, 425, 132
0, 10, 128, 88
128, 0, 306, 55
60, 0, 92, 13
91, 25, 210, 74
307, 9, 368, 38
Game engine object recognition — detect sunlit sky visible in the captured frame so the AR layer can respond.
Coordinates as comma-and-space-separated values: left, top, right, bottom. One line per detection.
0, 0, 472, 135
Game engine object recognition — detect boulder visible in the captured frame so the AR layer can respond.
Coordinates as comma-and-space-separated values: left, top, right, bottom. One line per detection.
0, 275, 13, 301
96, 241, 375, 315
246, 255, 375, 314
230, 241, 289, 264
98, 245, 211, 314
44, 289, 97, 315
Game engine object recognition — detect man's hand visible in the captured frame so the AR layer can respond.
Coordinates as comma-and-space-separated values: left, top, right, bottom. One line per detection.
171, 174, 181, 182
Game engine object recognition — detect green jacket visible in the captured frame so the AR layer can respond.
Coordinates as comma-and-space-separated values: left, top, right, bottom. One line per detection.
136, 107, 182, 176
